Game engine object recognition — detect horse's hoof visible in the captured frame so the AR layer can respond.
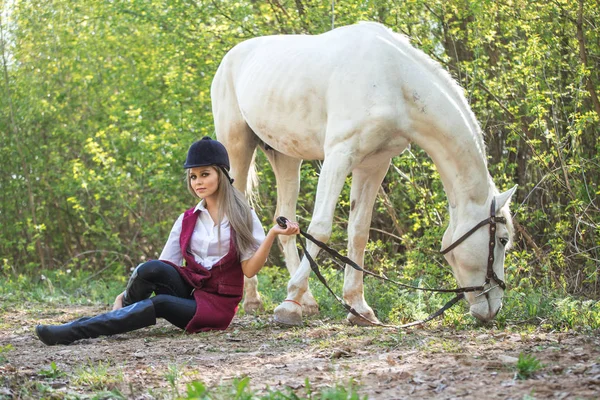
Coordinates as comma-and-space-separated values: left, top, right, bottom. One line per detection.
243, 299, 264, 314
274, 301, 303, 326
347, 310, 380, 326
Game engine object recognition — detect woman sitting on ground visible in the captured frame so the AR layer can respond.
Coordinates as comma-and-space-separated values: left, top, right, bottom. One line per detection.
36, 136, 299, 345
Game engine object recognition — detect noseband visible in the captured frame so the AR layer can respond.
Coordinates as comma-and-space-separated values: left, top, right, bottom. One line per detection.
276, 197, 508, 328
440, 197, 507, 293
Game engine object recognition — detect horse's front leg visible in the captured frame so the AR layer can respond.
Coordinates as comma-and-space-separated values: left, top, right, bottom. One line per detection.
264, 149, 319, 316
273, 152, 354, 326
344, 159, 391, 326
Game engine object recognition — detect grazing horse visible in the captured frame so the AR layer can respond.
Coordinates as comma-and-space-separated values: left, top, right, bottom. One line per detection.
211, 22, 517, 326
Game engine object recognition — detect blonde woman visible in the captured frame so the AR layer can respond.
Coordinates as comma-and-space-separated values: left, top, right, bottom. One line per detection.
36, 137, 299, 345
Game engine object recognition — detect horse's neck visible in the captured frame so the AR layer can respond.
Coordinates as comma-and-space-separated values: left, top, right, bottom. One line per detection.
413, 130, 492, 210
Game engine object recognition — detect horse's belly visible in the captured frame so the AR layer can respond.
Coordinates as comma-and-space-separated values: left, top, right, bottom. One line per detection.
237, 64, 329, 160
245, 116, 326, 160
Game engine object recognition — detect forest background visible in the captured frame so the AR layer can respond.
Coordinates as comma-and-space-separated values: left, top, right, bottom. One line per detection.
1, 0, 599, 328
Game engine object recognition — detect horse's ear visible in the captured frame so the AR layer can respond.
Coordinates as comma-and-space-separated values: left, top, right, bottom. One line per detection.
495, 185, 518, 212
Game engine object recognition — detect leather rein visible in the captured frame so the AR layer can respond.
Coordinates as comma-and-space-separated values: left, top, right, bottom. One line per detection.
277, 197, 507, 328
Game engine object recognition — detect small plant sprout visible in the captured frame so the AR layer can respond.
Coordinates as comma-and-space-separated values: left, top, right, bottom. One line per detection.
38, 361, 65, 378
185, 381, 209, 399
516, 352, 544, 380
0, 344, 13, 364
165, 363, 181, 397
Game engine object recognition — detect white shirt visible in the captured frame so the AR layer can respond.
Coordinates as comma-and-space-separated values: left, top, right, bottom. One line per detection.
159, 200, 266, 269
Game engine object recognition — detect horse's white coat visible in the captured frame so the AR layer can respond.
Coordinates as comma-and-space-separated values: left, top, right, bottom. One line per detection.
211, 22, 517, 325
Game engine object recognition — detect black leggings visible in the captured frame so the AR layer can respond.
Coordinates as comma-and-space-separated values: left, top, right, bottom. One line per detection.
123, 260, 196, 330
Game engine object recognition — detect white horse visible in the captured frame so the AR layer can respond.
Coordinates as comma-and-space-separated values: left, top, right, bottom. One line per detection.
211, 22, 517, 326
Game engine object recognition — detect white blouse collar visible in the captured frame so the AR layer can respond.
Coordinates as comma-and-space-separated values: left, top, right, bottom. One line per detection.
193, 200, 229, 224
194, 199, 207, 213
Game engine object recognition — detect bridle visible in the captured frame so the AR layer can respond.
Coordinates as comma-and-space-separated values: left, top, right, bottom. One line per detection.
440, 197, 507, 293
277, 197, 508, 328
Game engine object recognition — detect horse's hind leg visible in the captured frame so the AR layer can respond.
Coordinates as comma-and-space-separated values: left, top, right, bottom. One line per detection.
263, 149, 319, 316
344, 158, 391, 326
230, 135, 263, 314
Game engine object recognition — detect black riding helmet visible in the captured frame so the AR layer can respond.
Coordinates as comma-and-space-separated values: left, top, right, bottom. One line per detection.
184, 137, 233, 183
183, 136, 230, 170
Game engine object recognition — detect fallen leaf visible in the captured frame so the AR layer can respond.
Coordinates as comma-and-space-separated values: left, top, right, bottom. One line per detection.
330, 349, 352, 359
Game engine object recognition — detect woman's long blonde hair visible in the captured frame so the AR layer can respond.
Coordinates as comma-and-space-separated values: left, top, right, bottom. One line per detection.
187, 167, 259, 257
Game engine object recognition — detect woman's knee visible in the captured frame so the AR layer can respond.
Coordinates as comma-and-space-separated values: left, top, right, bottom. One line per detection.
135, 260, 173, 282
150, 294, 195, 329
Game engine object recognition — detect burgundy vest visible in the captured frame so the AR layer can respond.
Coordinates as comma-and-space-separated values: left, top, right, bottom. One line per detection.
162, 207, 244, 333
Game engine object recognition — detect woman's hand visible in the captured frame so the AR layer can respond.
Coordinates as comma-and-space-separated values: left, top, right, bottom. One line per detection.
269, 220, 300, 236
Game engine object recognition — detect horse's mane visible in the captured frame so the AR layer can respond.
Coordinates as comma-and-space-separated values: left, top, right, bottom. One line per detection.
359, 22, 487, 162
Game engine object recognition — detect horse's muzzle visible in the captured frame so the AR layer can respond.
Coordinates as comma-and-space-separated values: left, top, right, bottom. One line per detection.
469, 296, 503, 322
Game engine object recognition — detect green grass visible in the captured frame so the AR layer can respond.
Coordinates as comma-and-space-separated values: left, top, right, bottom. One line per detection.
0, 344, 12, 365
165, 363, 183, 398
2, 264, 600, 332
0, 269, 124, 307
179, 377, 366, 400
7, 369, 365, 400
255, 259, 599, 332
38, 361, 65, 379
72, 360, 124, 391
516, 353, 544, 380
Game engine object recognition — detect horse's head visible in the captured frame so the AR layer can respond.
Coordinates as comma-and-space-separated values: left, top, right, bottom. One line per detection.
442, 185, 517, 322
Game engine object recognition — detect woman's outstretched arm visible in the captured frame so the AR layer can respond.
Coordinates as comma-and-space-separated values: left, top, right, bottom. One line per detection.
241, 221, 299, 278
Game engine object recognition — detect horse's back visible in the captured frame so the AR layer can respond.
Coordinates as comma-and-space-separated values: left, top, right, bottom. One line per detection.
211, 22, 464, 159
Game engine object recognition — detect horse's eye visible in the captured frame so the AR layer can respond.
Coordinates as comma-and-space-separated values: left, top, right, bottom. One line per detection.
499, 238, 509, 246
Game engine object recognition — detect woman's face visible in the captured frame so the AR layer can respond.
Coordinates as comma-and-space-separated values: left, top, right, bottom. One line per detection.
189, 166, 220, 200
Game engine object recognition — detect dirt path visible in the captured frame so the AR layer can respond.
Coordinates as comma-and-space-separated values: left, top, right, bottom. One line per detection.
1, 305, 600, 399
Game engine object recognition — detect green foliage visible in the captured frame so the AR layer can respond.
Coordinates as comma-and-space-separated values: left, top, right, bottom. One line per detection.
219, 377, 254, 400
180, 377, 365, 400
165, 363, 182, 398
318, 379, 366, 400
0, 344, 11, 365
73, 360, 124, 391
184, 381, 210, 400
90, 390, 126, 400
254, 265, 291, 313
3, 266, 598, 331
0, 269, 124, 306
38, 361, 65, 379
516, 353, 544, 380
499, 289, 600, 331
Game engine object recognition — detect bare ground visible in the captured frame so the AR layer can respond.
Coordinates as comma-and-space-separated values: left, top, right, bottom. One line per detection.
1, 304, 600, 399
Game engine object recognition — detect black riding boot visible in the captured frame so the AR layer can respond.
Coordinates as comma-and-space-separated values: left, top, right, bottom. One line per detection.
35, 299, 156, 346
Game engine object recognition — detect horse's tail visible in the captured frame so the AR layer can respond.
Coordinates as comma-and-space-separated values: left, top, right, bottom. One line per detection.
245, 148, 260, 209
